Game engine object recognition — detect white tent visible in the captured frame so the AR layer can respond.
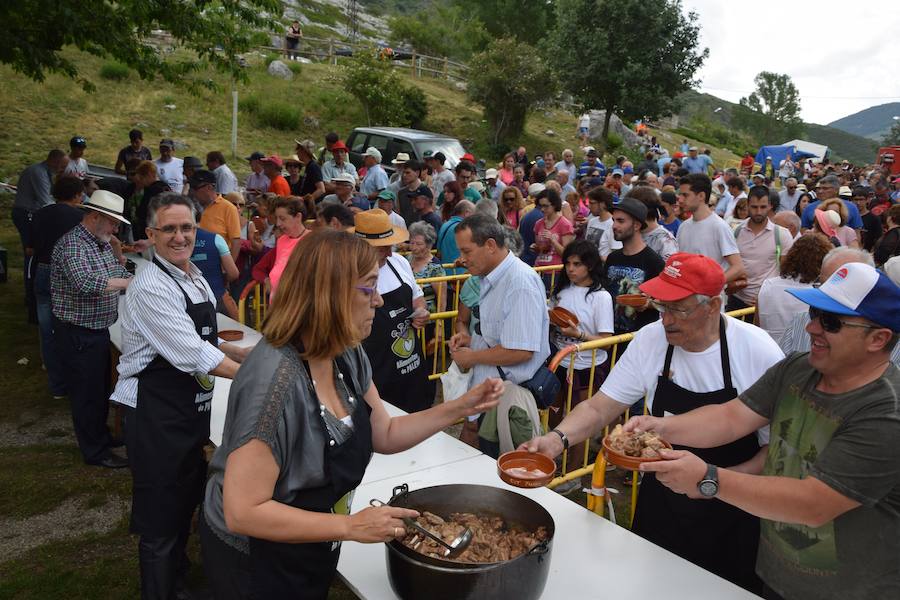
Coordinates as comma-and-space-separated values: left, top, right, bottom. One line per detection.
782, 139, 829, 163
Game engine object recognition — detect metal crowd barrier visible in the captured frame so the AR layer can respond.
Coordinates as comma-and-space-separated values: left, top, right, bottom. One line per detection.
544, 307, 756, 525
237, 281, 269, 330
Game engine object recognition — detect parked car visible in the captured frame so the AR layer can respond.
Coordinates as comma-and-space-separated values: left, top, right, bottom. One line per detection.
346, 127, 467, 176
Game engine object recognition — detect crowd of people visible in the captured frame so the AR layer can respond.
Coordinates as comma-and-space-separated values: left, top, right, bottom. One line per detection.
7, 125, 900, 600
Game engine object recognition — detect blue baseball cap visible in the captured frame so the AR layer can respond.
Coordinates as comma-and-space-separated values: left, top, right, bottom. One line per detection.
787, 262, 900, 332
623, 166, 634, 175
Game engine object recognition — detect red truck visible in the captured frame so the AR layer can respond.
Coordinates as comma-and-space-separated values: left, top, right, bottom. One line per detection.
876, 146, 900, 175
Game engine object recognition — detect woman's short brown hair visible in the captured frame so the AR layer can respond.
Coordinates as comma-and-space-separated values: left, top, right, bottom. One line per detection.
262, 229, 378, 359
273, 195, 307, 220
135, 160, 157, 180
780, 232, 833, 283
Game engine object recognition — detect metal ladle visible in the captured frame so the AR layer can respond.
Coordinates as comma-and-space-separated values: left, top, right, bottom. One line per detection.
369, 498, 473, 558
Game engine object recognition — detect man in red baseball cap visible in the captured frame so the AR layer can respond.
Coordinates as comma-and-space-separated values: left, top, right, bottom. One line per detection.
522, 252, 784, 593
260, 155, 290, 196
322, 139, 358, 194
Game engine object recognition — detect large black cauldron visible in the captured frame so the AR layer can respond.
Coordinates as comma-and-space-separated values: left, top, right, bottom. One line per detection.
382, 483, 554, 600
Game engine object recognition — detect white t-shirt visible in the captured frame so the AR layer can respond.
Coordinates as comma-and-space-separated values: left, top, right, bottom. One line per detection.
551, 285, 614, 370
64, 157, 89, 179
387, 210, 407, 230
155, 157, 185, 194
676, 212, 740, 272
600, 317, 784, 443
756, 276, 814, 344
377, 254, 424, 300
579, 114, 591, 129
585, 215, 622, 258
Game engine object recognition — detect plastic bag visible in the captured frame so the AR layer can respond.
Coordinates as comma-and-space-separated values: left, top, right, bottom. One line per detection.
441, 361, 472, 402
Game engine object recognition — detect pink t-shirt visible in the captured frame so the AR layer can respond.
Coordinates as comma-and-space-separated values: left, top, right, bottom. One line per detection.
499, 168, 515, 186
834, 225, 857, 248
533, 215, 575, 266
269, 231, 308, 297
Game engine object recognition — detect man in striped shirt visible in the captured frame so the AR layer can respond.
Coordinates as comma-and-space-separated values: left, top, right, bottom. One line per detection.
51, 190, 133, 468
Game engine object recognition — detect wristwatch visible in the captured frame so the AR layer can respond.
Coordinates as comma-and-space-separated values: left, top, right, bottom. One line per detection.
697, 463, 719, 497
550, 428, 569, 451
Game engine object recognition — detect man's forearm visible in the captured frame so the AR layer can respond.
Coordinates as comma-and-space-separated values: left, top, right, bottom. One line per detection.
468, 345, 532, 367
557, 393, 628, 448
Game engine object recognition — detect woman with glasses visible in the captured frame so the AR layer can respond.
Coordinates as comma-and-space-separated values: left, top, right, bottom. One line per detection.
500, 186, 525, 229
201, 229, 503, 600
532, 188, 575, 269
250, 196, 310, 298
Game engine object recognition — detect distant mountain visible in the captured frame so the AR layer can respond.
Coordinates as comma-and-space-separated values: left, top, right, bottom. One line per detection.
827, 102, 900, 141
671, 90, 879, 165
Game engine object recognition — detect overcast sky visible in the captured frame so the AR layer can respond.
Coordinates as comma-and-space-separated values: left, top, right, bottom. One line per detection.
681, 0, 899, 125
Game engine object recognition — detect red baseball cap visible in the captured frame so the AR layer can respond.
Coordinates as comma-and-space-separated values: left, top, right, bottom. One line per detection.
331, 140, 349, 152
461, 152, 476, 163
639, 253, 725, 301
260, 154, 284, 168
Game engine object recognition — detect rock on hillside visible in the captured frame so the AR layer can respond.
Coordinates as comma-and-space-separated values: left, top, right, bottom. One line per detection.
585, 111, 642, 147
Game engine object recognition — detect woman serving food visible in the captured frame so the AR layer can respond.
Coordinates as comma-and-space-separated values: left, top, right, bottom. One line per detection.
200, 229, 502, 600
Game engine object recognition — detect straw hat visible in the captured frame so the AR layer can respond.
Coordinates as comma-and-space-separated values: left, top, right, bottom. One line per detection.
81, 190, 130, 224
350, 208, 409, 246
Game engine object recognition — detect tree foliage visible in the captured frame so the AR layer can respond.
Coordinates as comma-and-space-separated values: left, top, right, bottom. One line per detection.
339, 49, 428, 128
548, 0, 707, 149
736, 72, 804, 143
882, 120, 900, 146
0, 0, 280, 93
466, 38, 556, 146
454, 0, 555, 44
388, 4, 490, 61
739, 72, 802, 124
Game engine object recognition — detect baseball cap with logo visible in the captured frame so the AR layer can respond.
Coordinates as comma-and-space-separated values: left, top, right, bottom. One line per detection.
639, 253, 726, 301
245, 151, 266, 161
787, 262, 900, 332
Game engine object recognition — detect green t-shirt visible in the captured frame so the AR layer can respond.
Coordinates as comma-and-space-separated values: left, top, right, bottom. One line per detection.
740, 353, 900, 600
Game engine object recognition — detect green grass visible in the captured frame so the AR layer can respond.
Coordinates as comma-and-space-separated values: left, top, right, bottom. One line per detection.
98, 62, 130, 81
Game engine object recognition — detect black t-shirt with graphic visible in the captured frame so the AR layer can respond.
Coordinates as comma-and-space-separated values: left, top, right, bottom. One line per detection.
604, 245, 664, 334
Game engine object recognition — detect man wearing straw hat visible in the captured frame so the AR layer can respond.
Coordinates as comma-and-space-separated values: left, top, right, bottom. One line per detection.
51, 190, 133, 469
352, 209, 432, 413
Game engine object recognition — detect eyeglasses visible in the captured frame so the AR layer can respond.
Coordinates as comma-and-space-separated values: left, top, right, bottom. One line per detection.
650, 298, 708, 319
356, 285, 379, 297
808, 307, 881, 334
152, 224, 196, 235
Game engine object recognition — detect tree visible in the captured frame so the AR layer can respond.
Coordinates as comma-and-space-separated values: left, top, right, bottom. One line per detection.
454, 0, 556, 44
548, 0, 707, 150
0, 0, 280, 92
738, 72, 804, 143
466, 38, 556, 146
340, 49, 428, 128
388, 5, 490, 61
883, 120, 900, 146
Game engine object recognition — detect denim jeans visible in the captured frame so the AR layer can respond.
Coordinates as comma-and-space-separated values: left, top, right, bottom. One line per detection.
34, 263, 66, 395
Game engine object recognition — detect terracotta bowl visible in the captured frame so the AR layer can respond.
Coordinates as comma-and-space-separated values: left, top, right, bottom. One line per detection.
218, 329, 244, 342
548, 306, 579, 328
497, 451, 556, 488
601, 435, 672, 471
616, 293, 649, 308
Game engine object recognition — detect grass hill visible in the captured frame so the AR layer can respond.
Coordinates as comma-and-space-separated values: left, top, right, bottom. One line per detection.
670, 90, 879, 165
827, 102, 900, 141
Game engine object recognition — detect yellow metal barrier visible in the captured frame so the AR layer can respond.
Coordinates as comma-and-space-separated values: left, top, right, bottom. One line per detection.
237, 281, 269, 330
545, 307, 757, 523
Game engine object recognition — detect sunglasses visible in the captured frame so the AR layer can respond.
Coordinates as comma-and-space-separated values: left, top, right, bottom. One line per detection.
808, 307, 880, 334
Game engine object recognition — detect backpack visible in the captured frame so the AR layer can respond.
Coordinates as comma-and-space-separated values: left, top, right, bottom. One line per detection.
734, 222, 784, 263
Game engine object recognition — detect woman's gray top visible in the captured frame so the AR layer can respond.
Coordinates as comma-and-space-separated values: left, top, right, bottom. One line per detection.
203, 339, 373, 551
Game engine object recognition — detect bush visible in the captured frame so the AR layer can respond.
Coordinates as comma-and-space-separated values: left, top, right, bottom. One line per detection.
339, 48, 409, 126
399, 85, 428, 129
99, 62, 130, 81
238, 94, 261, 115
287, 61, 303, 75
257, 101, 301, 131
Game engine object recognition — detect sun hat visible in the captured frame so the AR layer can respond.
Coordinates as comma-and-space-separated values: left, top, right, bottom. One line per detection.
787, 262, 900, 332
467, 181, 485, 194
391, 152, 411, 165
224, 191, 245, 206
838, 185, 852, 198
331, 172, 356, 185
350, 208, 409, 246
284, 154, 303, 166
814, 209, 840, 238
294, 139, 316, 155
639, 252, 725, 301
189, 169, 217, 189
527, 182, 546, 197
363, 147, 382, 161
81, 190, 131, 224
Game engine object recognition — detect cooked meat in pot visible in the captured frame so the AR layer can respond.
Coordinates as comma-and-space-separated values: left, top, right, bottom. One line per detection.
400, 511, 548, 563
607, 424, 667, 458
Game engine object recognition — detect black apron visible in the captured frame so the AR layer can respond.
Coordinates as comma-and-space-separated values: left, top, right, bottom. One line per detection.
248, 355, 373, 600
128, 257, 217, 536
631, 317, 762, 593
362, 260, 431, 413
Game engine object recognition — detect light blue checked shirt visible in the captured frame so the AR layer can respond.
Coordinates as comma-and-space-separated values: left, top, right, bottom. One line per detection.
469, 251, 550, 388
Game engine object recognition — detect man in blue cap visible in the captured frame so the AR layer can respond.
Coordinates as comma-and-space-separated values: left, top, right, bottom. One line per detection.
630, 262, 900, 600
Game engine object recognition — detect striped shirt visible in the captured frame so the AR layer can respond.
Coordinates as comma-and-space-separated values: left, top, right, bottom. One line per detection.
50, 223, 130, 329
779, 312, 900, 366
110, 254, 224, 408
470, 251, 550, 387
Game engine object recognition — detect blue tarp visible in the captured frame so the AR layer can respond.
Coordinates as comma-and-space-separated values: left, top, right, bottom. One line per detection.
754, 145, 817, 169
